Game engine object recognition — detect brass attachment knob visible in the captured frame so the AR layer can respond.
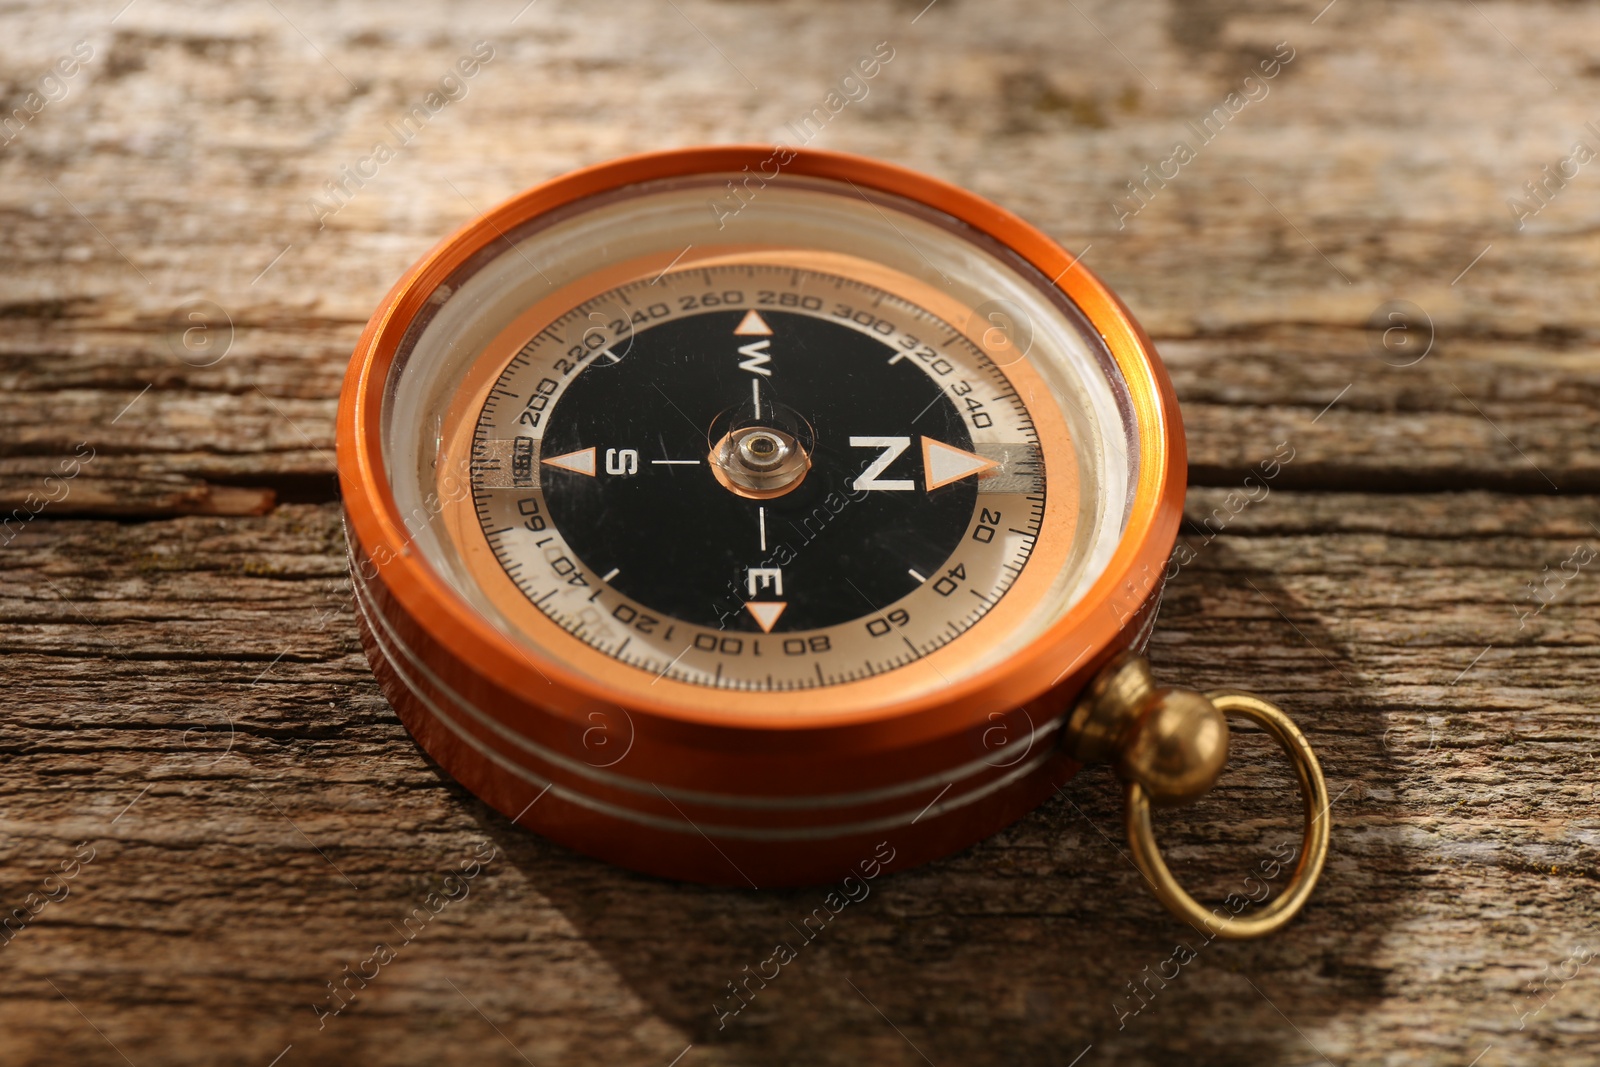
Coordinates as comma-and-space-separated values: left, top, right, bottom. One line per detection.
1063, 651, 1330, 940
1064, 652, 1229, 806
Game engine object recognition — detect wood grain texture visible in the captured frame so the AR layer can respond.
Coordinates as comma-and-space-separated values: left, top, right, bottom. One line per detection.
2, 1, 1598, 1064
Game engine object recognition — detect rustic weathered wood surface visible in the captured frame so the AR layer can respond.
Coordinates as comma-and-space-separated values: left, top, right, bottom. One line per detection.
3, 1, 1599, 1064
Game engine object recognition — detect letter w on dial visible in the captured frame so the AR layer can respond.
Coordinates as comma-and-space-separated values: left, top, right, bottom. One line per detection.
849, 436, 914, 491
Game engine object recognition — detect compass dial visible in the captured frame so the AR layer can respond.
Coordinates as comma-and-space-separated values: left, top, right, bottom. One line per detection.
455, 261, 1057, 691
370, 162, 1146, 722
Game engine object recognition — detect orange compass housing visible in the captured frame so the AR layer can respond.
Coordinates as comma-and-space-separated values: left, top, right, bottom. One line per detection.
337, 146, 1185, 887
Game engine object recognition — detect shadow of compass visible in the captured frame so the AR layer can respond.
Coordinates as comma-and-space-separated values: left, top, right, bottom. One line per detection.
442, 537, 1397, 1067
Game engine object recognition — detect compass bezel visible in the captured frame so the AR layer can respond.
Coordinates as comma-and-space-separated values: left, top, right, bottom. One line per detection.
339, 145, 1184, 741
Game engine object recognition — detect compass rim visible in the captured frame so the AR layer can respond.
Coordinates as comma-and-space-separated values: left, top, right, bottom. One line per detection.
336, 144, 1185, 741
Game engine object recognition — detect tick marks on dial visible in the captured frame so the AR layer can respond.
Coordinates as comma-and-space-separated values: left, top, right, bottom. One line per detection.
651, 644, 693, 684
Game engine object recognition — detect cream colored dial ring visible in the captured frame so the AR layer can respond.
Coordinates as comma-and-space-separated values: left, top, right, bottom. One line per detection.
437, 251, 1079, 693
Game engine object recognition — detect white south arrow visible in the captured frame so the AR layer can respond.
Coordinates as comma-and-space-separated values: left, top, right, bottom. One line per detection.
541, 447, 596, 476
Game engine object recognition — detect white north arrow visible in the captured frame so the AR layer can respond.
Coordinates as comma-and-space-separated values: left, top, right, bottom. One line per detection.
921, 437, 999, 491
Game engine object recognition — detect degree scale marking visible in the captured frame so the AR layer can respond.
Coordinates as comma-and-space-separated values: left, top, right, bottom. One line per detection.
467, 263, 1048, 692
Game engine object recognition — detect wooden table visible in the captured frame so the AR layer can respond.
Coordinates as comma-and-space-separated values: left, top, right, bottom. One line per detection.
4, 1, 1598, 1063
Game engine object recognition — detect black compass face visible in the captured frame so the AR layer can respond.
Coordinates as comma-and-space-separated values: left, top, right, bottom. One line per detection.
537, 308, 977, 633
468, 261, 1047, 691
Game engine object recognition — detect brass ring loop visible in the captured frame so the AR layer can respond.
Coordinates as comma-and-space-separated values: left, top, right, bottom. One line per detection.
1124, 691, 1330, 941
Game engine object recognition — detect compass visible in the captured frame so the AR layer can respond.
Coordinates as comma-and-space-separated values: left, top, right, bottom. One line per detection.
338, 147, 1328, 938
